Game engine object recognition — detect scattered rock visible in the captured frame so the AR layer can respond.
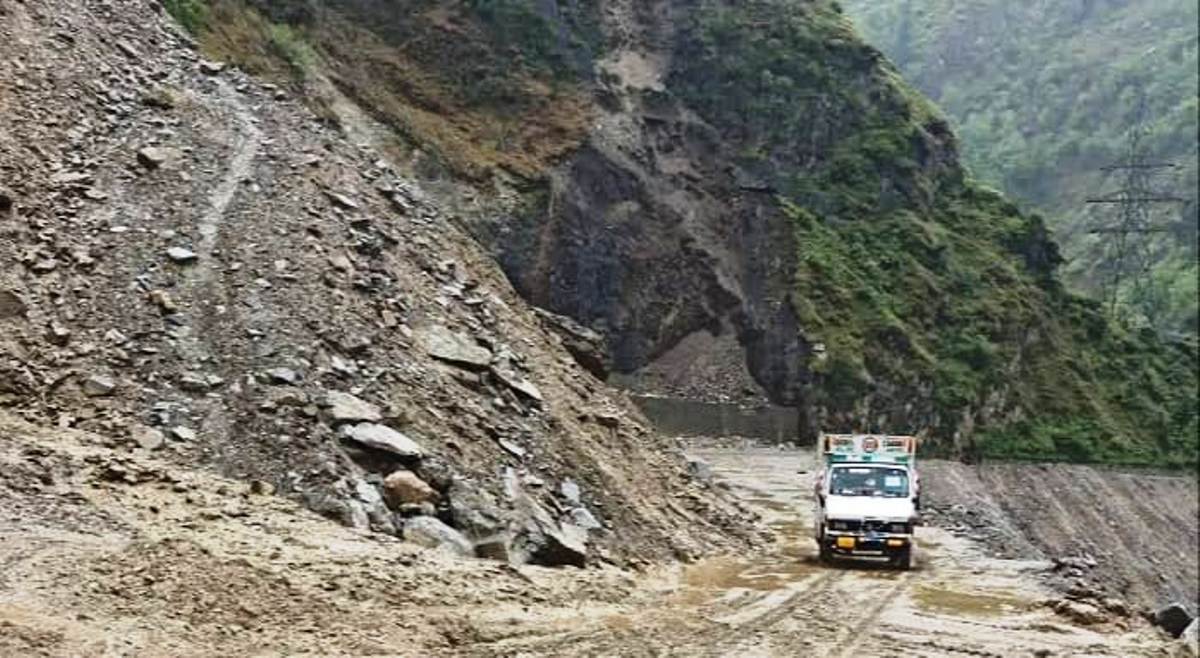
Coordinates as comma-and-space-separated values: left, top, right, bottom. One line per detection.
1051, 599, 1106, 626
1100, 597, 1131, 617
266, 367, 299, 385
569, 507, 602, 530
82, 374, 116, 397
136, 146, 181, 170
560, 478, 581, 505
170, 426, 197, 441
497, 438, 526, 459
115, 40, 139, 59
148, 289, 178, 313
250, 480, 275, 496
403, 516, 473, 557
686, 457, 714, 482
492, 365, 543, 402
177, 373, 210, 393
266, 386, 308, 407
323, 190, 360, 210
593, 412, 621, 429
537, 523, 588, 568
131, 424, 165, 450
1154, 603, 1194, 638
473, 534, 514, 562
166, 246, 198, 263
1053, 555, 1097, 571
199, 59, 226, 75
45, 321, 72, 346
322, 391, 383, 424
339, 423, 426, 458
0, 290, 26, 319
420, 325, 492, 369
328, 253, 354, 273
0, 188, 12, 212
532, 308, 609, 379
383, 470, 439, 507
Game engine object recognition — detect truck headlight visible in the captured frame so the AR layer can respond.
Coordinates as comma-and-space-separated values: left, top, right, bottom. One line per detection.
888, 522, 910, 534
829, 520, 848, 531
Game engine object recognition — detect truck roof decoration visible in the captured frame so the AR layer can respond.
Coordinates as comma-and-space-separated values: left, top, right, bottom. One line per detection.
819, 433, 917, 465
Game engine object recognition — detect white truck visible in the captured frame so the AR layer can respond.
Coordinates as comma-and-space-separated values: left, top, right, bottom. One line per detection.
813, 433, 920, 569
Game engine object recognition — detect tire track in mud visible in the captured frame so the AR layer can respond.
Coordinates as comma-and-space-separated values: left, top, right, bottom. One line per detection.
828, 572, 911, 658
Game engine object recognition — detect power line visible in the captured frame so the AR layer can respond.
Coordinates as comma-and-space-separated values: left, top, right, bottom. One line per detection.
1085, 98, 1187, 320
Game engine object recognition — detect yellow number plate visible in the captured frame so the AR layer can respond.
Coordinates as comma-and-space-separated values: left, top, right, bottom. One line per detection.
836, 536, 856, 549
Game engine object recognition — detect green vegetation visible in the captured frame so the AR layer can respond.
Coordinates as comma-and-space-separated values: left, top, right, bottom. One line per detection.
672, 0, 1197, 466
841, 0, 1199, 335
163, 0, 210, 34
162, 0, 316, 81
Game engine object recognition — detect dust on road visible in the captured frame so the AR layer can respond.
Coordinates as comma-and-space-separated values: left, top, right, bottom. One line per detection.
466, 445, 1172, 657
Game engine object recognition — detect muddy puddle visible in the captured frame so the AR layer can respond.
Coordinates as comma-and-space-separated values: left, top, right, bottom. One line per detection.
910, 584, 1031, 617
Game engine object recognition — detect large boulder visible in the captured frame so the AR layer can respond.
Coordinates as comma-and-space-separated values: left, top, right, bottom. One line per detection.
383, 470, 439, 507
1155, 603, 1195, 639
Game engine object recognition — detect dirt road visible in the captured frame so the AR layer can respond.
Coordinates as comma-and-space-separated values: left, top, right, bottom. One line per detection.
465, 445, 1173, 657
1, 419, 1180, 657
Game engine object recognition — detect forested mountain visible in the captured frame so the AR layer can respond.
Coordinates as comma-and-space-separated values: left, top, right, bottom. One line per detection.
843, 0, 1199, 334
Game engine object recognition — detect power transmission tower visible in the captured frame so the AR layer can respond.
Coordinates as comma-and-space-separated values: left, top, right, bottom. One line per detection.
1085, 101, 1187, 321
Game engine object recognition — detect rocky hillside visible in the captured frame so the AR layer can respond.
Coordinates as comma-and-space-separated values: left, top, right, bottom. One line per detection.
195, 0, 1200, 466
0, 0, 759, 569
841, 0, 1199, 334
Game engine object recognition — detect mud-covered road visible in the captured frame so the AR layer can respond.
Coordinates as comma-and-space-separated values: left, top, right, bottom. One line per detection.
2, 418, 1185, 657
466, 445, 1174, 656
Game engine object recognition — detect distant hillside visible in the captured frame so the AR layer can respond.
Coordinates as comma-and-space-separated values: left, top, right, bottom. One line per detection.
842, 0, 1199, 334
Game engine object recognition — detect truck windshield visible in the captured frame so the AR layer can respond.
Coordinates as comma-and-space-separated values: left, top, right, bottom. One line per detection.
829, 466, 909, 497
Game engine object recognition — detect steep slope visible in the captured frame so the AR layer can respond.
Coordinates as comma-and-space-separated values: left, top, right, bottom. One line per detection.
0, 0, 757, 567
220, 0, 1200, 466
841, 0, 1199, 334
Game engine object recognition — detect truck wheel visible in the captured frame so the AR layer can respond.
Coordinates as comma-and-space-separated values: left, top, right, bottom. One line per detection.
818, 540, 832, 563
892, 546, 913, 571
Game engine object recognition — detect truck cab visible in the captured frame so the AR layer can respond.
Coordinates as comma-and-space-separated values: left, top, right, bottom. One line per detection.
813, 434, 919, 569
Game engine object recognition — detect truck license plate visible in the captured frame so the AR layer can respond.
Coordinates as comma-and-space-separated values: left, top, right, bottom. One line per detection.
836, 536, 855, 549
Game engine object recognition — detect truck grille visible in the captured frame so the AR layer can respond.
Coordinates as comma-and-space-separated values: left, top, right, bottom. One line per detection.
829, 519, 910, 534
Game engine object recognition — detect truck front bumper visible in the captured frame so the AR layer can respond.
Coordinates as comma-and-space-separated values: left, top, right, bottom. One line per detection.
823, 532, 911, 557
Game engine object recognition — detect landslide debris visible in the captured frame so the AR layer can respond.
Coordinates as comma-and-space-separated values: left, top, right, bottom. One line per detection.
0, 0, 757, 569
921, 460, 1199, 619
